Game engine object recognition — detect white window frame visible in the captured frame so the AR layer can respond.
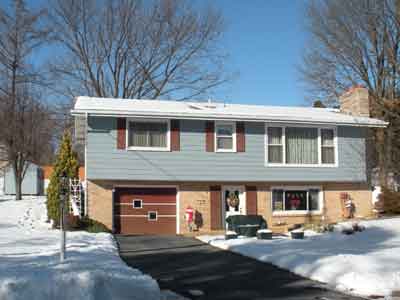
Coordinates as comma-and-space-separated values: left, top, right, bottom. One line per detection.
271, 186, 323, 216
126, 118, 170, 151
265, 124, 338, 167
132, 199, 143, 209
215, 121, 237, 153
148, 211, 158, 221
320, 128, 337, 165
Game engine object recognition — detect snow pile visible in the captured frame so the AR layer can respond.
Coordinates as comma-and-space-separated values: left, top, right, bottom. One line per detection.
0, 196, 165, 300
198, 218, 400, 297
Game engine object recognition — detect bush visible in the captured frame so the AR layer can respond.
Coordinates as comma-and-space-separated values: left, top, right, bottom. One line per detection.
381, 188, 400, 214
78, 217, 110, 233
66, 214, 81, 230
46, 132, 79, 226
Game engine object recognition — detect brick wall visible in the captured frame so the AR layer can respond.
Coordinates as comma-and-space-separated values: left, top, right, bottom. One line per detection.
87, 180, 113, 229
86, 180, 373, 234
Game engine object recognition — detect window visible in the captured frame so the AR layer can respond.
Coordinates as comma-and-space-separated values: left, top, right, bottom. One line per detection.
272, 187, 321, 213
266, 125, 336, 166
321, 129, 335, 164
285, 127, 318, 164
132, 199, 142, 209
148, 211, 157, 221
267, 127, 283, 163
127, 120, 169, 150
215, 122, 236, 152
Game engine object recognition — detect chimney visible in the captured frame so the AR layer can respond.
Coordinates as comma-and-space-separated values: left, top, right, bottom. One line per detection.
339, 85, 370, 117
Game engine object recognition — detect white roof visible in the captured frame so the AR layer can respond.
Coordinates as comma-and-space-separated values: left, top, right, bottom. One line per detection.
72, 96, 387, 127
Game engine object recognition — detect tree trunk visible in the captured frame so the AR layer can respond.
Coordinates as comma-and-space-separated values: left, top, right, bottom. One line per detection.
15, 171, 22, 200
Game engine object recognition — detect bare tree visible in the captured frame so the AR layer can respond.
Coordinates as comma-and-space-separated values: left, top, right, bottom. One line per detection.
48, 0, 227, 101
0, 0, 53, 200
299, 0, 400, 186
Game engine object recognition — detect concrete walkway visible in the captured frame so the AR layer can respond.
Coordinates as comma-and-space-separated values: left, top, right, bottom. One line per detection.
115, 235, 365, 300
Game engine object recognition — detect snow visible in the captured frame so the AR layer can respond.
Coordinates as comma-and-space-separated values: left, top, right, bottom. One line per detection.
257, 229, 272, 233
0, 196, 180, 300
198, 218, 400, 297
72, 96, 387, 127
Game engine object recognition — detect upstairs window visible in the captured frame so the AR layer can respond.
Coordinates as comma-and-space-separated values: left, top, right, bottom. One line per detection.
127, 120, 170, 150
285, 127, 318, 164
215, 122, 236, 152
267, 127, 283, 163
266, 125, 337, 166
321, 129, 335, 164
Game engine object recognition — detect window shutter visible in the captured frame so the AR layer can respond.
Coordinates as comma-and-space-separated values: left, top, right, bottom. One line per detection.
205, 121, 215, 152
171, 120, 180, 151
117, 118, 126, 149
236, 122, 245, 152
246, 186, 257, 215
210, 185, 222, 229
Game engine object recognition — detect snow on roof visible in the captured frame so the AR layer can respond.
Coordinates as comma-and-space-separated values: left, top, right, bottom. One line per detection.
71, 96, 388, 127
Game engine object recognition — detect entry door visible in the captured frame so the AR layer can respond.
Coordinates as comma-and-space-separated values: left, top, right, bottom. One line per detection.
222, 186, 246, 222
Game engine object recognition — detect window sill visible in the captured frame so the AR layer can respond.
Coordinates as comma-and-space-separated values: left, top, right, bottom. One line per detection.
126, 147, 170, 152
265, 163, 338, 168
272, 211, 323, 217
215, 149, 237, 153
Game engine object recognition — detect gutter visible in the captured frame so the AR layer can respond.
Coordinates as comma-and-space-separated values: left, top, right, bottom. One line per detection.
70, 110, 388, 128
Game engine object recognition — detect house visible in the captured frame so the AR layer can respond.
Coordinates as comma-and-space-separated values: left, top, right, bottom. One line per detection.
71, 86, 387, 235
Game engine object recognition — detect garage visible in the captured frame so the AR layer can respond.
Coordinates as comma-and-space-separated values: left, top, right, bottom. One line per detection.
114, 187, 177, 235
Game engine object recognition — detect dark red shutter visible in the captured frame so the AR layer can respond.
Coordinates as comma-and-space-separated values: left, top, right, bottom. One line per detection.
210, 185, 222, 230
171, 120, 180, 151
117, 118, 126, 149
246, 186, 257, 215
236, 122, 245, 152
205, 121, 215, 152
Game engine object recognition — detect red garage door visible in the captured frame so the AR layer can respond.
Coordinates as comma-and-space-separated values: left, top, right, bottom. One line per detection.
114, 187, 177, 235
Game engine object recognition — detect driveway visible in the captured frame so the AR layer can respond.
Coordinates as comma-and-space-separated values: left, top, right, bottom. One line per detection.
115, 235, 365, 300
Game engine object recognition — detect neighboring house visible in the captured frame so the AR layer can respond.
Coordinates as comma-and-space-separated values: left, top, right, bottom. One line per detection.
71, 87, 387, 235
4, 163, 43, 195
42, 165, 85, 195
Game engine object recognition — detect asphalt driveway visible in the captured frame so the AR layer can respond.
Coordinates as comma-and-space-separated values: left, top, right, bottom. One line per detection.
115, 235, 365, 300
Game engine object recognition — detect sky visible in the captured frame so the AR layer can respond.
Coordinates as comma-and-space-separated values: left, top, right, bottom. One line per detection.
206, 0, 309, 106
22, 0, 309, 107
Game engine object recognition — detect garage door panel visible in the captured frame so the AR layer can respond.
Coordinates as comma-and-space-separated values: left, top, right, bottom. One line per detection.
115, 216, 176, 235
118, 196, 176, 204
114, 187, 177, 235
116, 205, 176, 215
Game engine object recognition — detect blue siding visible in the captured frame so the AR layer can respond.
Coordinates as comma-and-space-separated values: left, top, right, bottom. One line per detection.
86, 117, 367, 182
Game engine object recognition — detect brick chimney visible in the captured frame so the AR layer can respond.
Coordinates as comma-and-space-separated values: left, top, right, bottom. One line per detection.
339, 85, 370, 117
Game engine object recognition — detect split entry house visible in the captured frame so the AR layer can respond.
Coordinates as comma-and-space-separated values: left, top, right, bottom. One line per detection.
71, 86, 387, 235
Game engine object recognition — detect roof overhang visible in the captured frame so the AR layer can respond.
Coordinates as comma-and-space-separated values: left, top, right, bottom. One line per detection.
70, 109, 388, 128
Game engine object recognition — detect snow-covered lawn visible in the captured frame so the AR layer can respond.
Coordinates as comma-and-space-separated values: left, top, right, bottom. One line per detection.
198, 219, 400, 298
0, 196, 175, 300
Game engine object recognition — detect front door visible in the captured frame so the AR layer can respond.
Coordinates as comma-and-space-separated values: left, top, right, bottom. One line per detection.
222, 186, 246, 226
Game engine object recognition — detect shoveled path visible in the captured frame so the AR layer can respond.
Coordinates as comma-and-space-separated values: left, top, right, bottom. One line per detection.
115, 235, 366, 300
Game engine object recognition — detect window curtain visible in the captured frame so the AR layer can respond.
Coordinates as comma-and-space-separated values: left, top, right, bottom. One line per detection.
129, 122, 167, 147
268, 127, 283, 163
285, 127, 318, 164
321, 129, 335, 163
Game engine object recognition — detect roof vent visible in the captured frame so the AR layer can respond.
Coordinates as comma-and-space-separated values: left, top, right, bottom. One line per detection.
187, 104, 203, 110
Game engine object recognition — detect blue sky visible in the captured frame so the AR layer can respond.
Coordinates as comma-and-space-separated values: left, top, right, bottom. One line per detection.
207, 0, 309, 106
22, 0, 309, 107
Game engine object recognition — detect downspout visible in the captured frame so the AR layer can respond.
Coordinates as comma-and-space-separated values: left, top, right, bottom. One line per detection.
112, 188, 115, 233
84, 112, 88, 216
